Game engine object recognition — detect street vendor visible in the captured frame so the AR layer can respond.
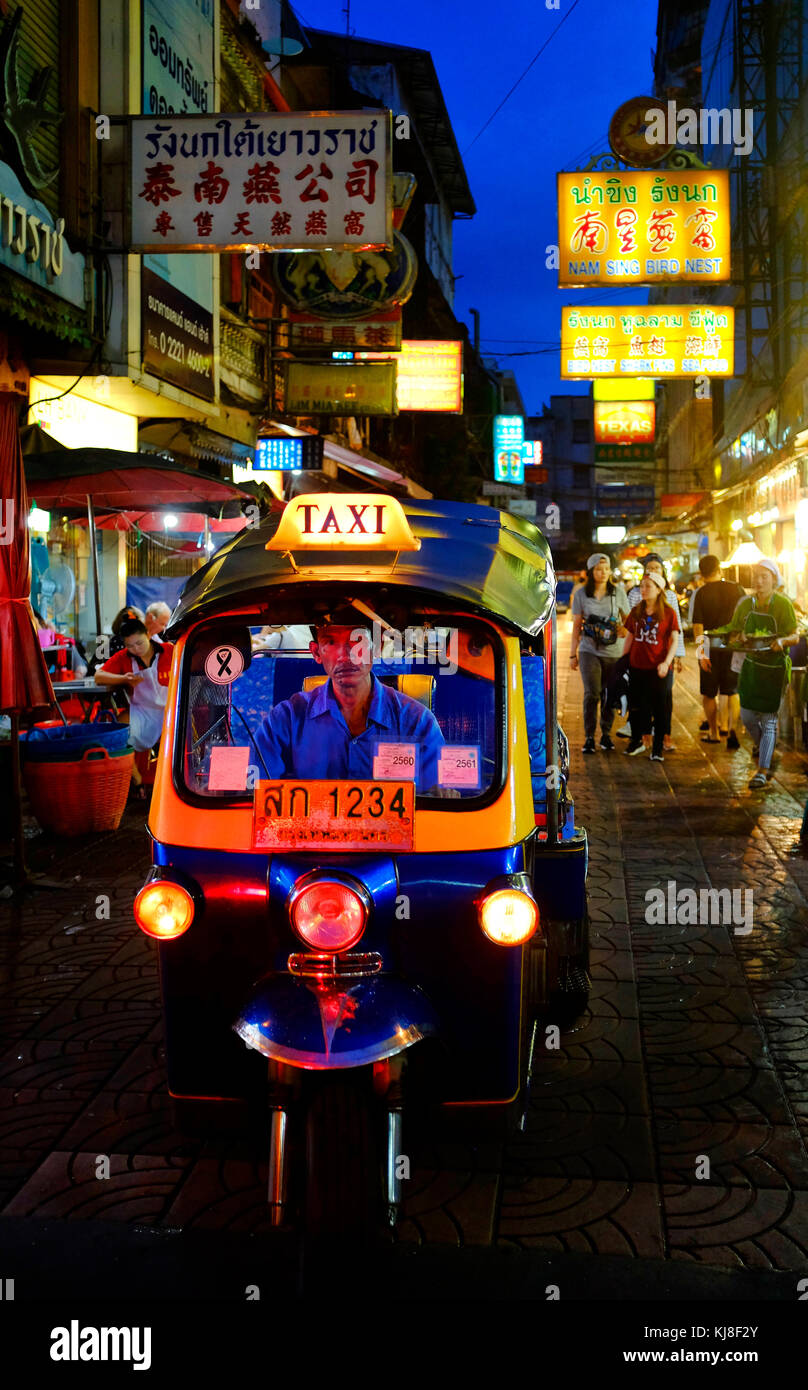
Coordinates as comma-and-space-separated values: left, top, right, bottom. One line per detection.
96, 619, 173, 783
727, 558, 798, 788
254, 609, 445, 792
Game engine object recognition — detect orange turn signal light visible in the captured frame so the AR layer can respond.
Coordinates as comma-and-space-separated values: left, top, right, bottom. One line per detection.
134, 881, 194, 940
479, 889, 538, 946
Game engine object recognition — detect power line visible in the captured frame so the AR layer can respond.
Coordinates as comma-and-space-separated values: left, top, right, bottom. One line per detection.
463, 0, 583, 155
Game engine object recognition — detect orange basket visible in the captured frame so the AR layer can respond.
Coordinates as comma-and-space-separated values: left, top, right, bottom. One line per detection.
23, 747, 134, 836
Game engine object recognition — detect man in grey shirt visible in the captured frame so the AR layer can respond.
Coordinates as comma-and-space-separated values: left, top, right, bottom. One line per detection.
571, 553, 630, 753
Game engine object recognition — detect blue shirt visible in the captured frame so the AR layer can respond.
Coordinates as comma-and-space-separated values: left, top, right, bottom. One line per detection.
254, 674, 445, 791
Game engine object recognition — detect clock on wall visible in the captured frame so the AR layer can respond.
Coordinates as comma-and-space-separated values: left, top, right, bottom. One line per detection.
608, 96, 673, 166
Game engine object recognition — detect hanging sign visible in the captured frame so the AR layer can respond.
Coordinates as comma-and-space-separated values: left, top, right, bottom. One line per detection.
561, 305, 734, 378
282, 361, 396, 415
557, 170, 730, 285
493, 415, 525, 483
130, 111, 392, 252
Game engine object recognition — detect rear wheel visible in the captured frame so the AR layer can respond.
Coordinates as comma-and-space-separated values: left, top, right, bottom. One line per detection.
301, 1069, 385, 1243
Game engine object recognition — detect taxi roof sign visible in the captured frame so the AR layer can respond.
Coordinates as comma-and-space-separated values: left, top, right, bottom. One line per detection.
266, 494, 421, 552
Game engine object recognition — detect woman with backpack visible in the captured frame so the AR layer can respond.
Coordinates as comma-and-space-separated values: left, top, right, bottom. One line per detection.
622, 571, 680, 762
570, 553, 630, 754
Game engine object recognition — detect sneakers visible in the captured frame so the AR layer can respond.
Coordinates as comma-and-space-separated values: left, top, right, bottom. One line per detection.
616, 727, 631, 738
625, 741, 645, 756
582, 737, 596, 754
748, 771, 767, 788
726, 730, 740, 750
599, 734, 615, 751
650, 752, 664, 762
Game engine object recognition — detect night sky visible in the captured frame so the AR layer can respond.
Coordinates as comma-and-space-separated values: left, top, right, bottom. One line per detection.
289, 0, 657, 414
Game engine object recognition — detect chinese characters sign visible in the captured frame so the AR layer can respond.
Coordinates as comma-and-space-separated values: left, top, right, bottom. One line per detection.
494, 415, 525, 483
131, 112, 392, 252
557, 171, 730, 285
561, 306, 735, 378
283, 362, 397, 415
289, 310, 402, 352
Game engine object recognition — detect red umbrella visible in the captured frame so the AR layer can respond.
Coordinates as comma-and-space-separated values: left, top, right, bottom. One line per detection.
0, 397, 56, 885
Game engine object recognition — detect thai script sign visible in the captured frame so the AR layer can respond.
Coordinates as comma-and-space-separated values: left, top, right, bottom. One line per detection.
142, 0, 213, 116
141, 266, 214, 399
561, 305, 735, 378
130, 112, 392, 252
557, 171, 730, 285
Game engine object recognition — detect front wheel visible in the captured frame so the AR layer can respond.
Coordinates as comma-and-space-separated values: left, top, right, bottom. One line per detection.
302, 1069, 385, 1242
544, 914, 591, 1026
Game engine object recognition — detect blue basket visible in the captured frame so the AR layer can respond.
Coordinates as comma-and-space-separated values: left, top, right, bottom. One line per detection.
21, 717, 132, 761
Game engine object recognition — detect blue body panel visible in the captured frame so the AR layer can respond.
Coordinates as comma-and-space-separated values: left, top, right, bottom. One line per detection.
152, 836, 586, 1103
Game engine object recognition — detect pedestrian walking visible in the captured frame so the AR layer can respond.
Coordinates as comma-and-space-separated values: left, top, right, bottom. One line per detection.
727, 559, 798, 788
570, 553, 630, 753
627, 554, 684, 751
622, 572, 680, 762
691, 554, 744, 748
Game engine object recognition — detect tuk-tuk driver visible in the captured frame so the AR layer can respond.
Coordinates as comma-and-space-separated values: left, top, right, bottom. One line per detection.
254, 610, 446, 793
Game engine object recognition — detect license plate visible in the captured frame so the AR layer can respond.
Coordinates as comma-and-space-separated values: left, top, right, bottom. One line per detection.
252, 779, 415, 851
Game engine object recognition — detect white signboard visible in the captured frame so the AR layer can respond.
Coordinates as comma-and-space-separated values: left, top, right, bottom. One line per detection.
130, 112, 393, 252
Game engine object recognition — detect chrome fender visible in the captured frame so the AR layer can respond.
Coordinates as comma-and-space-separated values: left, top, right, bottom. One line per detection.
233, 974, 438, 1070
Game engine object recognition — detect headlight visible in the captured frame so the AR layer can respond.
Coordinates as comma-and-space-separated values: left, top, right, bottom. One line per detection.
134, 881, 194, 939
288, 873, 369, 952
478, 888, 538, 946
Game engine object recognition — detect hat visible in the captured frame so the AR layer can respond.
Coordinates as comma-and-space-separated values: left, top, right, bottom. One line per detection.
642, 552, 665, 569
643, 570, 667, 593
755, 557, 781, 585
586, 552, 609, 569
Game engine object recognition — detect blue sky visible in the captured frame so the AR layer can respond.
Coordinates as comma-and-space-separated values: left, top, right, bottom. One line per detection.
288, 0, 658, 413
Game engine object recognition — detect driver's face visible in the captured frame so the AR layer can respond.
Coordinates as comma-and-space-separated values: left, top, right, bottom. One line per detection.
310, 626, 373, 692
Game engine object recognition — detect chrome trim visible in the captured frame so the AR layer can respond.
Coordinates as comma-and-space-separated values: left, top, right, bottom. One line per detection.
286, 869, 374, 953
386, 1109, 404, 1225
268, 1107, 287, 1226
287, 951, 383, 979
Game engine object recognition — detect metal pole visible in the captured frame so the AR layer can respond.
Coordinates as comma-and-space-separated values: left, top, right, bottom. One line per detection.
10, 711, 26, 884
545, 609, 559, 843
86, 493, 102, 639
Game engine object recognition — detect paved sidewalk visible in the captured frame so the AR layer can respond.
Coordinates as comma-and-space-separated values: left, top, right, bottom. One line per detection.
1, 623, 808, 1297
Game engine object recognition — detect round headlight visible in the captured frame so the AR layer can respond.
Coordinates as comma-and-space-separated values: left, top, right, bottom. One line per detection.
134, 880, 194, 939
479, 889, 538, 946
289, 876, 369, 952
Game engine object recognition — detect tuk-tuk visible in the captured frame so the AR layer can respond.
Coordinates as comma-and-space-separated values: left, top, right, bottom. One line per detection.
135, 494, 588, 1237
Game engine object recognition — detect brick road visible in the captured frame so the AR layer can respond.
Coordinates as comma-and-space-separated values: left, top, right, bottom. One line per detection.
2, 624, 808, 1298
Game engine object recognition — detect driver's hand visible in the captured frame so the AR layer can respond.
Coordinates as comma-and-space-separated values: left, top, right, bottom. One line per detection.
699, 658, 711, 671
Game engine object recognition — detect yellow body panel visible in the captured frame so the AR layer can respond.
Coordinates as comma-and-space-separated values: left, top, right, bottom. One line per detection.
149, 629, 537, 854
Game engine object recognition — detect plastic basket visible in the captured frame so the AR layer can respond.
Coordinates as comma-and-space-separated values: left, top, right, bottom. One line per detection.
23, 748, 134, 835
21, 716, 131, 761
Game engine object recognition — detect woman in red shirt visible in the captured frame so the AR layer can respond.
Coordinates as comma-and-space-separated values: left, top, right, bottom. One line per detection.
96, 618, 173, 795
622, 572, 679, 762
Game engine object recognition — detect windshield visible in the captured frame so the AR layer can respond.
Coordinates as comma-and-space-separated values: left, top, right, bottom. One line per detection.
178, 616, 502, 806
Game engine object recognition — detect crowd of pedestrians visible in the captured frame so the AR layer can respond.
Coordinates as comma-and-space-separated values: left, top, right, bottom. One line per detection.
570, 550, 800, 790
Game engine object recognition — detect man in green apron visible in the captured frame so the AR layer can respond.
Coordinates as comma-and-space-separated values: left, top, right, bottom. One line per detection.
728, 559, 797, 788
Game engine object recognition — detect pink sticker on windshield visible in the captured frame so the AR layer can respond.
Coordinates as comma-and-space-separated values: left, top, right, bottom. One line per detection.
208, 745, 250, 791
438, 746, 480, 789
373, 742, 417, 780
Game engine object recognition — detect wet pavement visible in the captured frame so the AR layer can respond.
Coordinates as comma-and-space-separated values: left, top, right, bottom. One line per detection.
2, 623, 808, 1299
